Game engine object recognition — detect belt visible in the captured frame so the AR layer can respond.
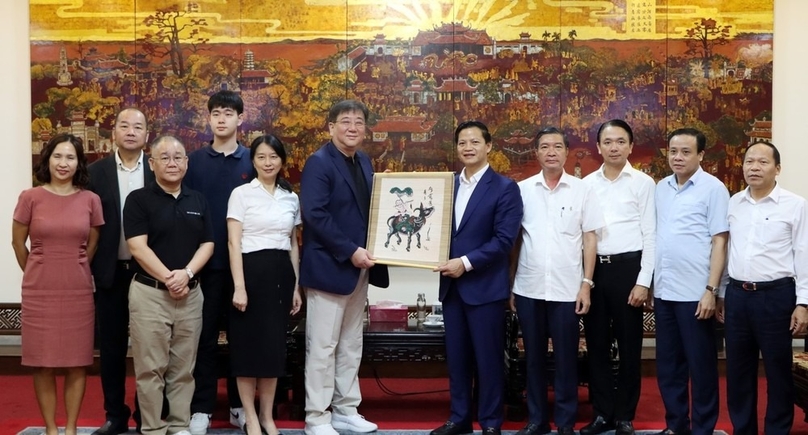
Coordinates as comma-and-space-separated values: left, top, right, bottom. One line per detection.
729, 276, 794, 292
117, 259, 135, 270
597, 250, 641, 264
134, 273, 199, 291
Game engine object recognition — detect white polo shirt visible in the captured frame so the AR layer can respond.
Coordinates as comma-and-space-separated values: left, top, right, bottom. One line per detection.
513, 171, 605, 302
227, 179, 302, 253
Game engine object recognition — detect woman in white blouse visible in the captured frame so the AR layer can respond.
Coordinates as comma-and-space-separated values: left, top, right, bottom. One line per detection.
227, 134, 302, 435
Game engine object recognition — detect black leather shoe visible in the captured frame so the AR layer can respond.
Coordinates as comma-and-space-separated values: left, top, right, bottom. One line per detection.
579, 416, 614, 435
482, 428, 501, 435
430, 421, 473, 435
556, 427, 576, 435
92, 420, 129, 435
515, 423, 551, 435
615, 421, 635, 435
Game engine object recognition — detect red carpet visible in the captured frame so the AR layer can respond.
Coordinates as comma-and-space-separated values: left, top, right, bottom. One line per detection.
1, 375, 807, 434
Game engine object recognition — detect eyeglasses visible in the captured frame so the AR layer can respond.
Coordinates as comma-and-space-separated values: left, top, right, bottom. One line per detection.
152, 155, 187, 165
334, 119, 366, 129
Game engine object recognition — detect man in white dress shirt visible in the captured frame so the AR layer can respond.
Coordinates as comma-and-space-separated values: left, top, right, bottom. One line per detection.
511, 127, 604, 435
722, 141, 808, 435
581, 120, 655, 435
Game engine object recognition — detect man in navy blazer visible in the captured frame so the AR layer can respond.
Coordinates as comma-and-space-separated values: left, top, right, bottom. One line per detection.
88, 108, 155, 435
300, 100, 389, 435
431, 120, 523, 435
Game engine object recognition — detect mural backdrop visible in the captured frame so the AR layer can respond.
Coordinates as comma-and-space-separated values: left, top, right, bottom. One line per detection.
29, 0, 773, 191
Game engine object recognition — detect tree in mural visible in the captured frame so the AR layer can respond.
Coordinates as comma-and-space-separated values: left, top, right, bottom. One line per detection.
31, 102, 55, 137
685, 18, 732, 78
566, 29, 577, 57
141, 4, 210, 78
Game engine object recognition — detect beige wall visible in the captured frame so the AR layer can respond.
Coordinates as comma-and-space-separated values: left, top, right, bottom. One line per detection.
2, 1, 32, 303
1, 1, 804, 303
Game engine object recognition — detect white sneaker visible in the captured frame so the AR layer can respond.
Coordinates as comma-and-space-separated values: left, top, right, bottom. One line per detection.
230, 407, 246, 429
175, 431, 192, 435
331, 414, 378, 433
305, 423, 340, 435
189, 412, 211, 435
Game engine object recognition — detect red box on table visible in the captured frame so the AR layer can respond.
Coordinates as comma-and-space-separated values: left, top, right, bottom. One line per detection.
369, 305, 408, 322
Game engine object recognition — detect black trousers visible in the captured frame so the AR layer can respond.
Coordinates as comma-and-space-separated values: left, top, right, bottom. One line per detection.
191, 268, 242, 413
725, 278, 796, 435
94, 262, 137, 424
584, 255, 644, 422
514, 295, 580, 429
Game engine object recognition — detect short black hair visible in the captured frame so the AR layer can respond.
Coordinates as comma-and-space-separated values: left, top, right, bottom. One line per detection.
597, 119, 633, 144
535, 126, 569, 148
207, 90, 244, 114
35, 133, 90, 188
327, 100, 369, 124
747, 140, 781, 166
668, 127, 706, 153
249, 134, 293, 193
454, 120, 491, 144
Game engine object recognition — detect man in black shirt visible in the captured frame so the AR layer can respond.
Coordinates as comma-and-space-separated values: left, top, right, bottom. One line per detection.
124, 135, 214, 435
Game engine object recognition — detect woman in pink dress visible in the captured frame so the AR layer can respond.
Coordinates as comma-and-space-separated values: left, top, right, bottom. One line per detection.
11, 134, 104, 435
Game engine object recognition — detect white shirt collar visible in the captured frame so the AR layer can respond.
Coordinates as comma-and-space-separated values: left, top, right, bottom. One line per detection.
115, 150, 143, 172
741, 182, 781, 205
595, 161, 634, 180
460, 164, 489, 185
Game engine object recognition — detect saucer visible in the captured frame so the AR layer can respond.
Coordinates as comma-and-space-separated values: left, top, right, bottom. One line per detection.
423, 320, 444, 327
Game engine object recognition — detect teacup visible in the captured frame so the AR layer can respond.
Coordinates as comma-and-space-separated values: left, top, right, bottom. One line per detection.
426, 314, 443, 323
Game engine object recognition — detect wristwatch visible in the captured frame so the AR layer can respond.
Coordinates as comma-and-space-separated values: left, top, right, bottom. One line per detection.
706, 285, 718, 296
185, 267, 194, 280
582, 278, 595, 288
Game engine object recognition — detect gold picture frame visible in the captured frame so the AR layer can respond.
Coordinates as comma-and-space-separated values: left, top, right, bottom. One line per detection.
367, 172, 455, 269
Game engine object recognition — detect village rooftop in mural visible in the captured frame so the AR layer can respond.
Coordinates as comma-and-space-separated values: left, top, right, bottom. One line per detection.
29, 0, 773, 191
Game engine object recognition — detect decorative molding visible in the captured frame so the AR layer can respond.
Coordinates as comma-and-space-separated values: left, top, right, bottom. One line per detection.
0, 303, 21, 335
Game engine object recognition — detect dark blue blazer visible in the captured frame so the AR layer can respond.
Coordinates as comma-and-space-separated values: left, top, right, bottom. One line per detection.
87, 154, 155, 288
299, 142, 389, 295
439, 167, 523, 305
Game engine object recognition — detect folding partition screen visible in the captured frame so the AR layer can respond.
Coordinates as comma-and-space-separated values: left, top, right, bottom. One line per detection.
29, 0, 773, 190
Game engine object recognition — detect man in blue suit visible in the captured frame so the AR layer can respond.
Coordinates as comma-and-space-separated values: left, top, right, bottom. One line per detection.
300, 100, 389, 435
431, 120, 523, 435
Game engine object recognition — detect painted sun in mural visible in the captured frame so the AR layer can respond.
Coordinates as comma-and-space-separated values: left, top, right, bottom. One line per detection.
30, 0, 772, 42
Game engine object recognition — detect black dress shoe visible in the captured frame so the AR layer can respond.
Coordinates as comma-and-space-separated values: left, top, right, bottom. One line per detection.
579, 416, 614, 435
430, 421, 473, 435
556, 427, 576, 435
92, 420, 129, 435
482, 428, 501, 435
615, 421, 635, 435
515, 422, 552, 435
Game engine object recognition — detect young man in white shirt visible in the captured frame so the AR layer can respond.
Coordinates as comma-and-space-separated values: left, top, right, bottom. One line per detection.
581, 120, 655, 435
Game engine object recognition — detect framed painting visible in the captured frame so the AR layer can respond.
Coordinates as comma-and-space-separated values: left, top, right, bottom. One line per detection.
367, 172, 454, 269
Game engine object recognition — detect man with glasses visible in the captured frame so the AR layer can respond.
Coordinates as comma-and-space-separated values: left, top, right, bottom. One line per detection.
124, 135, 214, 435
300, 100, 389, 435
